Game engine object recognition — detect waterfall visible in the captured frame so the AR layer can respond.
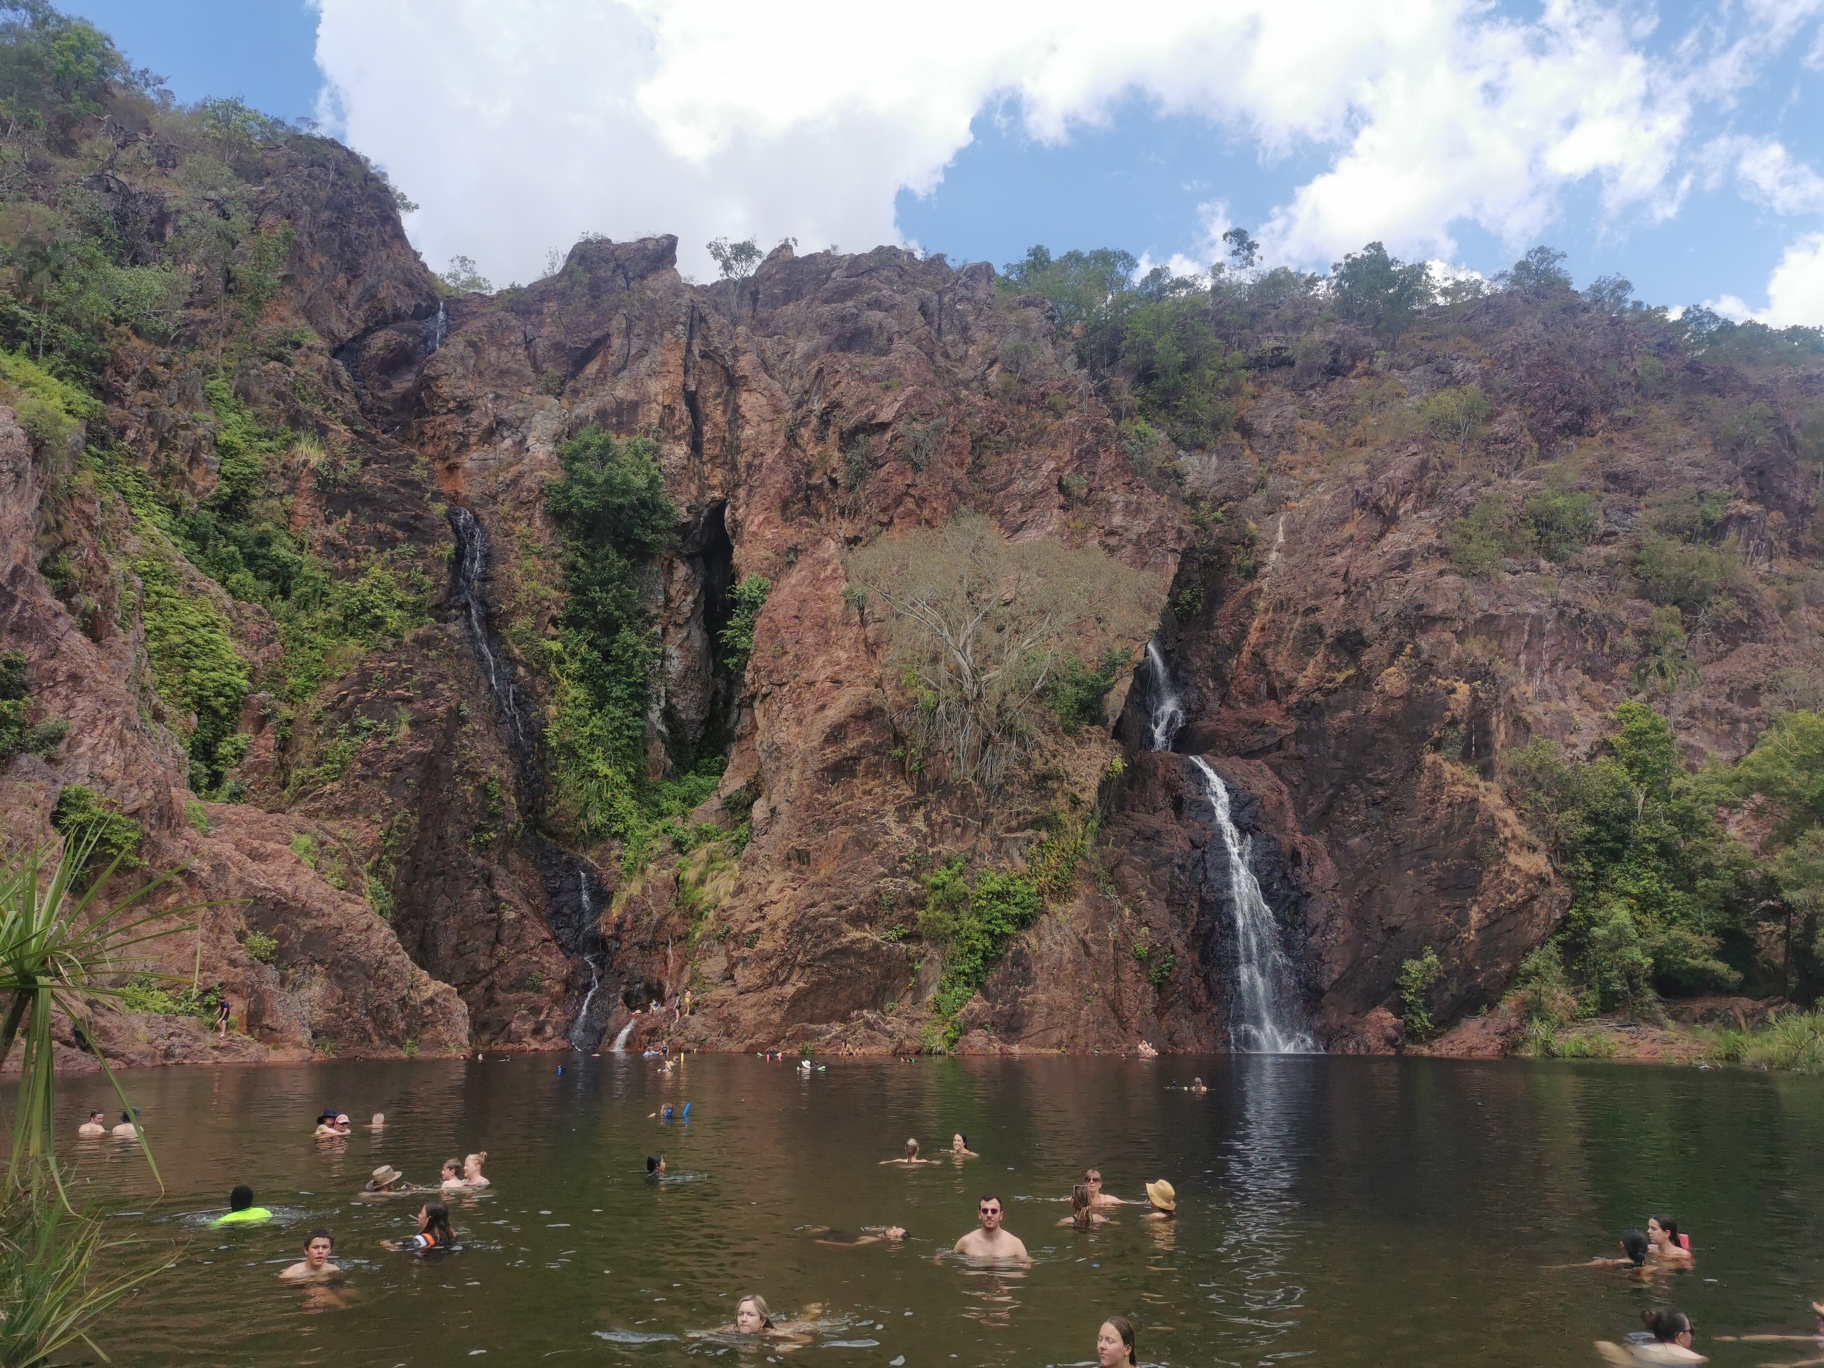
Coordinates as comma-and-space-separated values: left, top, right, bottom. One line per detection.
1187, 756, 1315, 1054
610, 1019, 636, 1053
448, 507, 529, 756
569, 960, 601, 1050
1144, 639, 1184, 753
424, 299, 448, 354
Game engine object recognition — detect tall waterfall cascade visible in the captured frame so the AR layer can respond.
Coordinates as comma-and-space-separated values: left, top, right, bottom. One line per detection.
1143, 642, 1316, 1054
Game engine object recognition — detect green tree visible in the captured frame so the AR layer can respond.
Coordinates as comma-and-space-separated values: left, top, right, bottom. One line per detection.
1330, 241, 1431, 349
1503, 245, 1573, 296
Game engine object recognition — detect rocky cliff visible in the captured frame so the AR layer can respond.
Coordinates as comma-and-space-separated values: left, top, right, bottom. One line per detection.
4, 46, 1822, 1066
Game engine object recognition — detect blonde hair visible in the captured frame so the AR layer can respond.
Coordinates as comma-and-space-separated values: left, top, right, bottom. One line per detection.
464, 1151, 487, 1171
738, 1294, 773, 1328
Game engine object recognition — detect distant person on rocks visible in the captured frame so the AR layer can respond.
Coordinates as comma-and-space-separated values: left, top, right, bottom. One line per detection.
1059, 1184, 1115, 1229
382, 1200, 453, 1252
881, 1138, 933, 1166
1082, 1169, 1125, 1207
280, 1228, 341, 1282
1097, 1316, 1139, 1368
1647, 1217, 1693, 1266
950, 1133, 978, 1158
952, 1195, 1030, 1263
112, 1110, 139, 1139
1140, 1180, 1176, 1221
214, 991, 230, 1036
212, 1183, 273, 1226
462, 1152, 490, 1189
78, 1110, 106, 1137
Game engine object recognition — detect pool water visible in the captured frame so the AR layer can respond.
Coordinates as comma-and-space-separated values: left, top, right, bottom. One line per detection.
44, 1053, 1824, 1366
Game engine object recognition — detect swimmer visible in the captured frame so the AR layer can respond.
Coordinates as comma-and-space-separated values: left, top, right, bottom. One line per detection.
1140, 1179, 1176, 1221
314, 1112, 351, 1139
812, 1225, 908, 1247
1189, 1076, 1208, 1095
77, 1110, 106, 1138
1082, 1168, 1125, 1207
111, 1111, 139, 1139
647, 1154, 666, 1177
1097, 1316, 1139, 1368
439, 1158, 465, 1192
461, 1152, 489, 1189
1555, 1229, 1651, 1270
949, 1133, 978, 1159
1594, 1307, 1705, 1364
212, 1184, 274, 1226
880, 1138, 934, 1166
1059, 1183, 1116, 1229
952, 1195, 1030, 1263
1713, 1299, 1824, 1345
279, 1228, 341, 1282
366, 1112, 385, 1130
381, 1200, 453, 1252
362, 1164, 417, 1195
1647, 1216, 1693, 1266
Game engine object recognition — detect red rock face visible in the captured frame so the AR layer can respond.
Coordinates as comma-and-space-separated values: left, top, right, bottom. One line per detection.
7, 130, 1822, 1067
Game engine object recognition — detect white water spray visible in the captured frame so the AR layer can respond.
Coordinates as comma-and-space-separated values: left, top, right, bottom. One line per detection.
1145, 639, 1184, 752
610, 1019, 636, 1053
1187, 757, 1316, 1054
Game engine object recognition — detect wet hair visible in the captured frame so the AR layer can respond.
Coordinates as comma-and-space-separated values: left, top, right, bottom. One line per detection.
465, 1152, 486, 1172
647, 1154, 663, 1173
442, 1156, 462, 1176
1641, 1307, 1692, 1343
1103, 1315, 1138, 1366
229, 1184, 254, 1211
1621, 1228, 1650, 1265
1071, 1184, 1094, 1228
737, 1294, 773, 1329
954, 1133, 968, 1148
119, 1111, 132, 1124
905, 1138, 919, 1157
88, 1110, 104, 1121
1650, 1215, 1683, 1249
979, 1194, 1003, 1212
305, 1227, 335, 1251
421, 1200, 454, 1247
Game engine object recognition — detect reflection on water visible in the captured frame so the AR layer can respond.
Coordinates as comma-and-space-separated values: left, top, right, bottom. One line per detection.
23, 1054, 1824, 1367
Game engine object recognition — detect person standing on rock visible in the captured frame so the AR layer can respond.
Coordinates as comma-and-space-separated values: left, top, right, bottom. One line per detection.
214, 990, 231, 1036
952, 1195, 1029, 1263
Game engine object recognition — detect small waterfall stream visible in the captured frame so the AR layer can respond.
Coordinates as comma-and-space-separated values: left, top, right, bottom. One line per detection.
449, 507, 530, 760
610, 1019, 636, 1053
424, 299, 448, 354
1143, 639, 1315, 1054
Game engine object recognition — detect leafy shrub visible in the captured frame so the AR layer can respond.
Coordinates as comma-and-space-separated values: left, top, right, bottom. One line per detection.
1634, 535, 1740, 610
0, 649, 64, 765
1514, 941, 1573, 1028
50, 785, 141, 879
117, 975, 221, 1021
1447, 493, 1530, 576
1397, 946, 1441, 1039
1422, 385, 1490, 457
1523, 486, 1599, 561
717, 575, 770, 676
1147, 950, 1177, 988
131, 539, 250, 794
1707, 1011, 1824, 1073
1044, 650, 1129, 733
243, 931, 278, 964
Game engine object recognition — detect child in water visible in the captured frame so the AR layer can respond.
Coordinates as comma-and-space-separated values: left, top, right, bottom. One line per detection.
279, 1229, 341, 1282
382, 1201, 454, 1252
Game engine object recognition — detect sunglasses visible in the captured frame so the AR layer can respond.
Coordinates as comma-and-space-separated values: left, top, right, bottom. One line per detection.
979, 1205, 1001, 1214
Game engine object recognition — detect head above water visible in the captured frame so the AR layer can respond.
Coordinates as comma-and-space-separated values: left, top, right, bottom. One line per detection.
418, 1200, 453, 1244
1647, 1216, 1682, 1249
1621, 1228, 1650, 1265
442, 1157, 462, 1180
647, 1154, 664, 1173
304, 1228, 334, 1262
978, 1195, 1004, 1230
1084, 1169, 1103, 1188
370, 1113, 385, 1126
1640, 1307, 1694, 1344
464, 1152, 487, 1178
905, 1138, 920, 1159
1071, 1184, 1092, 1216
1098, 1316, 1138, 1368
88, 1110, 103, 1123
952, 1133, 968, 1151
229, 1184, 254, 1212
735, 1294, 773, 1333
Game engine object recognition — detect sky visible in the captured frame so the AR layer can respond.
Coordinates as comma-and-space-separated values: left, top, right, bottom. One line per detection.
64, 0, 1824, 326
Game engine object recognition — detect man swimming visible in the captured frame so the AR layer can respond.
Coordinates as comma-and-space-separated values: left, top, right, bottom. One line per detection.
279, 1229, 341, 1282
212, 1184, 274, 1226
952, 1195, 1030, 1262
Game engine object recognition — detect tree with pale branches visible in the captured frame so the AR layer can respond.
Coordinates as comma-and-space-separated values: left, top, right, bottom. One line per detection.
847, 514, 1156, 787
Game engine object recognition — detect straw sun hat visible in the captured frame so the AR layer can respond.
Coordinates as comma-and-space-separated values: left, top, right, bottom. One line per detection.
371, 1165, 403, 1186
1145, 1179, 1176, 1211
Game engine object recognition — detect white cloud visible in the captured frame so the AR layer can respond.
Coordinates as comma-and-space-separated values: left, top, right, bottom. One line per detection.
1712, 233, 1824, 326
311, 1, 1804, 286
1700, 135, 1824, 213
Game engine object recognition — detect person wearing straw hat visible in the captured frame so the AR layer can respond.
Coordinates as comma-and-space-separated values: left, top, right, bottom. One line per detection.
360, 1164, 419, 1196
1140, 1179, 1176, 1220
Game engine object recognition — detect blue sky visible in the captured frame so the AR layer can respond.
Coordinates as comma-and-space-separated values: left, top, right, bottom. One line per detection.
66, 2, 1824, 324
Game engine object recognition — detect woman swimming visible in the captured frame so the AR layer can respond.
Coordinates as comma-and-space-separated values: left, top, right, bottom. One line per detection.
1647, 1216, 1692, 1266
462, 1152, 490, 1189
1140, 1179, 1176, 1221
1097, 1316, 1138, 1368
1058, 1184, 1116, 1229
880, 1138, 933, 1165
950, 1133, 978, 1158
382, 1200, 454, 1252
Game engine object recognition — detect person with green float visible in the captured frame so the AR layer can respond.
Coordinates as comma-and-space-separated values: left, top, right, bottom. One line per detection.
211, 1183, 273, 1226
